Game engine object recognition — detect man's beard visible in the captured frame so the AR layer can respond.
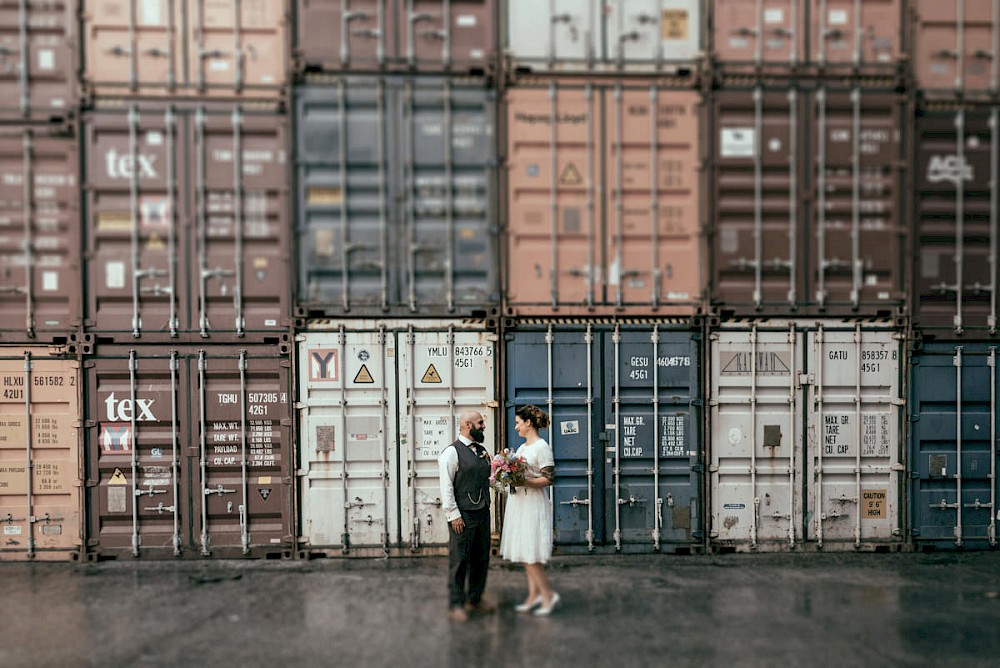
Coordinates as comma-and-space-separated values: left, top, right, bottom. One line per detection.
470, 427, 485, 443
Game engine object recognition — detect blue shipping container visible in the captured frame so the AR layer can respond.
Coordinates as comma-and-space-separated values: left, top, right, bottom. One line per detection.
503, 320, 703, 553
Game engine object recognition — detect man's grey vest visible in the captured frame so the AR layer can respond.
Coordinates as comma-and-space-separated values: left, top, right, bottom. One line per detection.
452, 440, 491, 513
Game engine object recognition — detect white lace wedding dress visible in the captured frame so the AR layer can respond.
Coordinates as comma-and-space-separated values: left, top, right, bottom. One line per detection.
499, 438, 555, 564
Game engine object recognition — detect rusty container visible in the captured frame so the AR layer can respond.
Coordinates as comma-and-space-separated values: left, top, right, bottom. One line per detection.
913, 104, 999, 337
0, 0, 77, 121
709, 85, 907, 316
710, 0, 904, 75
82, 0, 289, 99
0, 347, 83, 561
0, 125, 83, 345
82, 101, 291, 343
296, 0, 496, 74
505, 78, 704, 317
84, 343, 294, 559
912, 0, 999, 96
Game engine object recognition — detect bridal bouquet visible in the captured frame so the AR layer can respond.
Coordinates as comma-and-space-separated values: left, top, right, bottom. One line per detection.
489, 449, 527, 495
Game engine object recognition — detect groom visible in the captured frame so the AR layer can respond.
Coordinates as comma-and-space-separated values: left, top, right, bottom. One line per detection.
438, 410, 496, 622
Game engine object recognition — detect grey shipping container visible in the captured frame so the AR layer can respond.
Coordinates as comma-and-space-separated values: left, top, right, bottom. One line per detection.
0, 0, 77, 121
504, 319, 703, 554
913, 105, 999, 337
84, 344, 294, 559
0, 125, 83, 345
710, 85, 907, 316
295, 76, 498, 318
295, 0, 497, 74
82, 102, 292, 342
709, 319, 906, 551
909, 343, 998, 550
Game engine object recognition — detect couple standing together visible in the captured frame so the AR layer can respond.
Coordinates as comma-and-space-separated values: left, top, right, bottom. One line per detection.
438, 405, 559, 623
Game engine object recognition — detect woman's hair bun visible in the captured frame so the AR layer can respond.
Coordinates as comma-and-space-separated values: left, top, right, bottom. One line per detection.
516, 404, 549, 429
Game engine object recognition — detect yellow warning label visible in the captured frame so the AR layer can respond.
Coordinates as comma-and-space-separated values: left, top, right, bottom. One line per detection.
253, 257, 269, 269
662, 9, 689, 40
353, 365, 374, 384
307, 186, 344, 205
258, 476, 271, 484
109, 468, 128, 485
97, 212, 133, 231
559, 163, 583, 186
421, 364, 442, 383
863, 489, 887, 519
146, 233, 164, 250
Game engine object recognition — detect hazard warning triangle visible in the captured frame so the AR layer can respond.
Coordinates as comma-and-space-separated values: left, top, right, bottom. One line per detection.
559, 162, 583, 185
421, 364, 442, 383
353, 364, 374, 384
109, 468, 128, 485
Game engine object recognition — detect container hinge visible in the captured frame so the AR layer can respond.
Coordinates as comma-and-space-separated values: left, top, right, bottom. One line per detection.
890, 398, 906, 407
484, 333, 499, 342
692, 531, 704, 540
890, 464, 905, 472
598, 432, 610, 442
295, 334, 307, 342
691, 463, 705, 473
798, 373, 813, 385
690, 398, 705, 407
485, 400, 499, 409
908, 413, 920, 423
708, 464, 719, 473
910, 471, 920, 479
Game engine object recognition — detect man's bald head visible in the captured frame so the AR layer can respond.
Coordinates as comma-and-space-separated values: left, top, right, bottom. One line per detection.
459, 411, 485, 442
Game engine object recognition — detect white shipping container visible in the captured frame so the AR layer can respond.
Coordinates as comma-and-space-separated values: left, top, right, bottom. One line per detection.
709, 320, 904, 551
297, 320, 497, 556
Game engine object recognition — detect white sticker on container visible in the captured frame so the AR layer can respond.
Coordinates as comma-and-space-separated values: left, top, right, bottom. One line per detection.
42, 271, 58, 292
37, 49, 55, 71
764, 8, 784, 23
264, 319, 277, 326
146, 131, 163, 146
210, 60, 230, 72
720, 128, 755, 157
457, 14, 477, 27
106, 261, 126, 289
560, 420, 579, 436
141, 0, 163, 25
768, 138, 782, 152
728, 428, 742, 445
3, 526, 21, 535
470, 49, 484, 59
828, 9, 848, 25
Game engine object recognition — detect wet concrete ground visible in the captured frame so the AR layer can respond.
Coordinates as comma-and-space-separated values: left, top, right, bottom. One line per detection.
2, 552, 999, 667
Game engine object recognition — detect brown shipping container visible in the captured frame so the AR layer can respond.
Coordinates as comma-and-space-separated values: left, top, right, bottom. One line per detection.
710, 86, 906, 315
82, 102, 291, 342
85, 345, 293, 559
296, 0, 495, 73
0, 348, 83, 560
0, 125, 82, 343
711, 0, 903, 74
505, 80, 703, 316
0, 1, 77, 121
82, 0, 288, 98
912, 1, 999, 95
913, 105, 999, 335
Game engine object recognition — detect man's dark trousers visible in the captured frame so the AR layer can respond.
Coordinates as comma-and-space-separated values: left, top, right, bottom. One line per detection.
448, 507, 490, 608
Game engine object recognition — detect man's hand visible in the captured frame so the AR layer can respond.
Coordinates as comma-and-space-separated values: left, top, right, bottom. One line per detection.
450, 517, 465, 535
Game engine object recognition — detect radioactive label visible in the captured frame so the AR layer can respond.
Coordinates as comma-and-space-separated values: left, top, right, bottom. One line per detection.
559, 163, 582, 186
353, 365, 374, 384
863, 489, 886, 519
421, 364, 442, 383
109, 468, 128, 485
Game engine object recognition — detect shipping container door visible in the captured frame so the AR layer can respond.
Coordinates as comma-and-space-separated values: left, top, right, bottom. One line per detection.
83, 0, 180, 94
711, 0, 803, 66
504, 325, 604, 549
710, 327, 802, 548
0, 351, 81, 559
398, 325, 497, 551
806, 327, 903, 546
505, 84, 601, 312
505, 1, 597, 66
605, 85, 702, 312
297, 81, 392, 312
404, 0, 495, 70
605, 325, 701, 551
812, 0, 902, 69
195, 351, 292, 556
191, 0, 286, 95
88, 351, 188, 556
403, 80, 496, 312
0, 1, 75, 118
914, 1, 998, 93
299, 328, 397, 553
910, 344, 998, 549
605, 0, 701, 66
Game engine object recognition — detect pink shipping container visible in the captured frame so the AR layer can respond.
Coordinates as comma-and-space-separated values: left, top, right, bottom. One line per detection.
912, 0, 1000, 96
82, 0, 289, 99
0, 0, 77, 121
296, 0, 496, 74
711, 0, 904, 75
0, 125, 83, 345
505, 79, 704, 317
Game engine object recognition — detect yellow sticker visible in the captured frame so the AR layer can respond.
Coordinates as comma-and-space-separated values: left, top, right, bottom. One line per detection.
421, 364, 442, 383
97, 212, 132, 231
109, 468, 128, 485
253, 257, 269, 269
307, 186, 343, 205
146, 233, 164, 250
662, 9, 688, 40
863, 489, 887, 519
258, 476, 272, 484
559, 162, 582, 186
353, 365, 374, 384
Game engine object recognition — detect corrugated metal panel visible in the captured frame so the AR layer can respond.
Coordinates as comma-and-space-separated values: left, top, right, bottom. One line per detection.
505, 81, 703, 316
909, 343, 998, 550
0, 126, 81, 343
912, 0, 999, 95
710, 86, 906, 315
82, 102, 291, 342
82, 0, 289, 99
913, 105, 999, 336
297, 319, 497, 556
295, 77, 498, 317
709, 320, 904, 551
0, 1, 77, 121
0, 348, 82, 560
505, 0, 702, 73
295, 0, 496, 73
504, 320, 702, 553
85, 344, 294, 559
